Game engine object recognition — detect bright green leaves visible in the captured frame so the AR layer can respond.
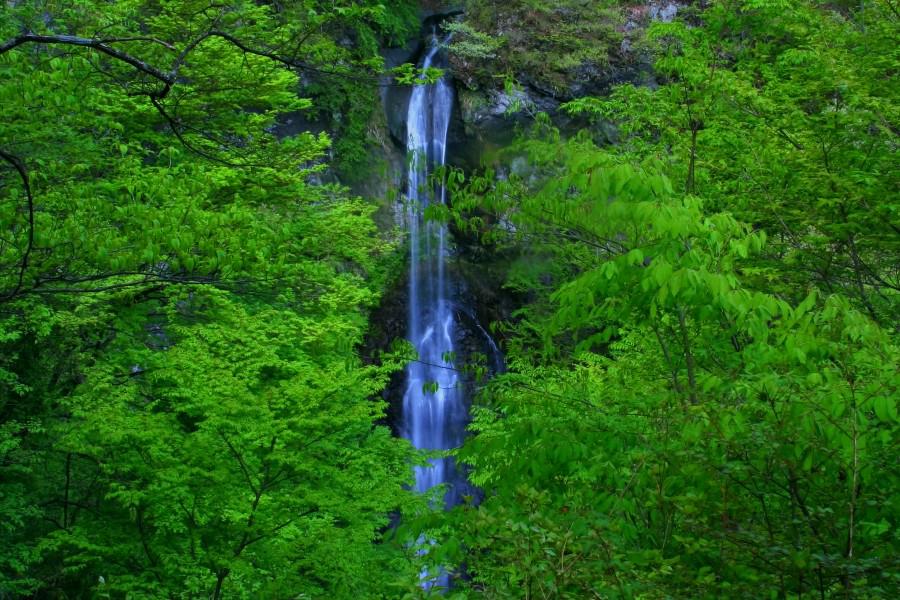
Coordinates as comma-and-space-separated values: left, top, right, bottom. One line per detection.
447, 0, 623, 95
0, 1, 425, 597
35, 288, 415, 598
0, 230, 422, 598
390, 64, 445, 85
873, 395, 899, 424
442, 333, 673, 598
588, 1, 900, 324
439, 2, 900, 595
441, 37, 899, 593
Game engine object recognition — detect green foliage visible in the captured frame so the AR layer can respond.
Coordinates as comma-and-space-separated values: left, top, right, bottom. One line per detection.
449, 0, 623, 94
434, 2, 900, 594
0, 1, 424, 597
443, 21, 505, 61
24, 288, 418, 598
291, 0, 419, 179
563, 0, 900, 324
3, 1, 898, 598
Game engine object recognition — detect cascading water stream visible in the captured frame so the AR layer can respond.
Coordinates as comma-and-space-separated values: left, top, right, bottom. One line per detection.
400, 33, 463, 591
401, 33, 463, 506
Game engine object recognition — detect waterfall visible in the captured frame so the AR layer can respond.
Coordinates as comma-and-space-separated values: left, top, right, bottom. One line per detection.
401, 33, 459, 591
401, 34, 465, 509
397, 31, 504, 592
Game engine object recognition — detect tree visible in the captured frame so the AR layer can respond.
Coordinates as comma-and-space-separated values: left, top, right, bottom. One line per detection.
436, 35, 899, 595
0, 1, 424, 596
564, 1, 900, 324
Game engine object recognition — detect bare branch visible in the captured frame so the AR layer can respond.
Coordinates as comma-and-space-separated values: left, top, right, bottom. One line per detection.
205, 30, 421, 86
0, 34, 175, 87
95, 36, 177, 51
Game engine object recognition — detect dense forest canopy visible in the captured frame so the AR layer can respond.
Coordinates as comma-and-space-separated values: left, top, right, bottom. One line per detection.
0, 1, 425, 597
1, 1, 897, 599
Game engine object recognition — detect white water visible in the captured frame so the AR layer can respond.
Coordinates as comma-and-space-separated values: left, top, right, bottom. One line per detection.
400, 35, 462, 591
401, 34, 464, 506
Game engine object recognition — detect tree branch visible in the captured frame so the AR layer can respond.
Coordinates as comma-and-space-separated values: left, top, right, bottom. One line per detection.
0, 149, 35, 301
95, 36, 177, 51
0, 34, 175, 87
217, 430, 259, 497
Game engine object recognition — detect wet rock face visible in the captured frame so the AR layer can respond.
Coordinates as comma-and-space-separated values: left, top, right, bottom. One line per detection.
649, 2, 680, 22
452, 83, 592, 171
381, 36, 421, 148
456, 88, 535, 145
384, 85, 412, 149
270, 109, 328, 140
419, 1, 465, 20
445, 0, 691, 150
623, 1, 684, 36
365, 252, 511, 436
